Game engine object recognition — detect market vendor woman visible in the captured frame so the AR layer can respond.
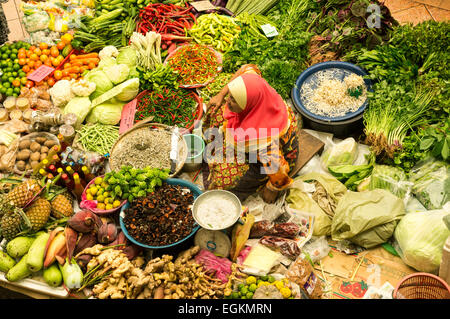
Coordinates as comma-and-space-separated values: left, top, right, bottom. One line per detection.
203, 64, 300, 203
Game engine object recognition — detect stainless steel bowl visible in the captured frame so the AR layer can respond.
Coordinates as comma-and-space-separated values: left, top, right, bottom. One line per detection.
192, 190, 242, 230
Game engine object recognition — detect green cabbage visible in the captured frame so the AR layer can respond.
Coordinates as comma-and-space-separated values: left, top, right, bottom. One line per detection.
116, 78, 139, 102
85, 70, 114, 100
86, 99, 124, 125
105, 64, 129, 84
63, 97, 92, 128
98, 56, 117, 70
116, 46, 137, 67
394, 209, 450, 273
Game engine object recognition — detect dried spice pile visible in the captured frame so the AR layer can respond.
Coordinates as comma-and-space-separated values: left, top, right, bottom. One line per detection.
123, 184, 196, 246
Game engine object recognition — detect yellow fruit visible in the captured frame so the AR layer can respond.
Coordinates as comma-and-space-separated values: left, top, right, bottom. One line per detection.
257, 281, 269, 288
86, 193, 94, 201
94, 177, 103, 185
89, 186, 98, 196
280, 287, 291, 298
96, 195, 105, 203
246, 276, 256, 285
61, 33, 73, 44
105, 204, 113, 210
274, 280, 284, 290
97, 203, 106, 210
86, 189, 91, 195
113, 200, 121, 208
103, 192, 109, 198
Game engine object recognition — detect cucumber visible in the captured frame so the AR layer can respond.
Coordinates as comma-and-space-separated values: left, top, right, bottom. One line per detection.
6, 253, 32, 282
26, 232, 50, 272
0, 251, 16, 273
43, 263, 63, 287
6, 236, 36, 259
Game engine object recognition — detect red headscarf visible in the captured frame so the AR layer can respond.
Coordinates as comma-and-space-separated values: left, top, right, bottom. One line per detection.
224, 73, 289, 147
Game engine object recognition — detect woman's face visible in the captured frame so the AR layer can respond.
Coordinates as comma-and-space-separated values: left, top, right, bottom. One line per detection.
226, 94, 242, 113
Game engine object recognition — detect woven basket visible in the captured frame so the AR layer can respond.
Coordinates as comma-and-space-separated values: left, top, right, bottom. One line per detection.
393, 273, 450, 299
109, 119, 187, 178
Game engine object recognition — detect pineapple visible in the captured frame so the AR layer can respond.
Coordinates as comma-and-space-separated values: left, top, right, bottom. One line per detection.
0, 207, 30, 242
24, 198, 51, 231
51, 194, 74, 219
7, 179, 41, 208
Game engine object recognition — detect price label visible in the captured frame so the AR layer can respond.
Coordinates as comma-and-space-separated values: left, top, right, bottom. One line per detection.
189, 0, 216, 12
260, 24, 279, 38
27, 65, 55, 82
119, 99, 137, 135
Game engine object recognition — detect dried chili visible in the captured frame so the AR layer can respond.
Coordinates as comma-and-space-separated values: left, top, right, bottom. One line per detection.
123, 184, 196, 246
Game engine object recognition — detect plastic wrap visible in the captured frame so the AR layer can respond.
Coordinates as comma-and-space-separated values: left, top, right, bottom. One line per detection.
259, 236, 301, 260
301, 236, 331, 263
286, 256, 323, 299
320, 137, 358, 169
409, 158, 449, 210
250, 220, 300, 239
369, 165, 413, 202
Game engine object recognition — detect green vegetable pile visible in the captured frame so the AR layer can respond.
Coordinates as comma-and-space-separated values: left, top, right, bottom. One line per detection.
199, 72, 234, 105
77, 123, 120, 155
138, 64, 179, 93
102, 166, 170, 203
328, 162, 374, 191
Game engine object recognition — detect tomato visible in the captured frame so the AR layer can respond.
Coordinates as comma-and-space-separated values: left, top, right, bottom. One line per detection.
17, 51, 26, 59
63, 62, 71, 69
42, 49, 50, 56
54, 70, 63, 80
18, 48, 26, 56
44, 60, 52, 67
47, 78, 56, 87
29, 45, 36, 51
27, 60, 35, 68
50, 46, 59, 58
18, 58, 26, 65
34, 48, 42, 56
340, 282, 353, 294
26, 50, 32, 58
26, 80, 34, 88
34, 61, 43, 69
39, 42, 48, 50
12, 79, 21, 87
351, 282, 367, 298
61, 76, 71, 81
40, 54, 48, 62
30, 53, 39, 61
62, 70, 70, 77
22, 65, 30, 73
56, 41, 66, 50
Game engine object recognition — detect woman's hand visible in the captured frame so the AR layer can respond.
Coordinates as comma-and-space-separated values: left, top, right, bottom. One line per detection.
207, 93, 226, 112
261, 186, 279, 204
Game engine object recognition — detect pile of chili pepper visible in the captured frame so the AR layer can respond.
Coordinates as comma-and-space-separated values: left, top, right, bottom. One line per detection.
134, 87, 198, 128
123, 184, 196, 247
136, 3, 196, 51
167, 43, 221, 86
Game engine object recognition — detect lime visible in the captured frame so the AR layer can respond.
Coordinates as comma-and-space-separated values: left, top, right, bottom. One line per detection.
240, 296, 246, 299
86, 193, 94, 201
0, 87, 6, 94
96, 195, 105, 203
105, 204, 113, 210
113, 200, 121, 208
13, 87, 20, 94
6, 88, 13, 96
268, 275, 275, 283
90, 186, 98, 195
231, 292, 240, 299
248, 283, 257, 292
246, 292, 254, 299
260, 275, 269, 281
3, 82, 10, 88
239, 286, 248, 295
237, 283, 245, 291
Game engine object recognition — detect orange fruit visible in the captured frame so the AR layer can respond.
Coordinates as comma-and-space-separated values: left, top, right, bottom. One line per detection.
34, 48, 42, 56
30, 53, 39, 61
54, 70, 63, 80
18, 51, 26, 59
26, 50, 32, 58
50, 46, 59, 58
57, 41, 65, 50
29, 45, 36, 51
42, 49, 50, 56
47, 78, 56, 86
63, 63, 71, 69
34, 61, 43, 68
52, 59, 60, 67
12, 79, 21, 87
26, 80, 34, 88
18, 48, 26, 55
39, 42, 48, 50
62, 70, 70, 77
18, 58, 26, 65
22, 65, 30, 73
40, 54, 48, 62
27, 60, 35, 68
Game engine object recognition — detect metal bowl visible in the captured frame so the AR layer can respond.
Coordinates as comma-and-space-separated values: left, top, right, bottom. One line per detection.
119, 178, 202, 249
192, 190, 242, 231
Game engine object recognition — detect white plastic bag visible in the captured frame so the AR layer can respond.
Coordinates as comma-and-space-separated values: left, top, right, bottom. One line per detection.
320, 137, 358, 169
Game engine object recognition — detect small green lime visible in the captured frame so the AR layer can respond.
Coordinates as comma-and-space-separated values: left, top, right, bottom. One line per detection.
260, 275, 269, 281
239, 286, 248, 295
268, 275, 275, 283
248, 283, 257, 292
246, 292, 254, 299
231, 292, 239, 299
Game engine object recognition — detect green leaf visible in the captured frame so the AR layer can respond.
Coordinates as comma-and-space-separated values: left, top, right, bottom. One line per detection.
442, 139, 449, 160
420, 137, 435, 150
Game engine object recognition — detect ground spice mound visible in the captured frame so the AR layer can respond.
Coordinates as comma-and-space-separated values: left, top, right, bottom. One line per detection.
123, 184, 195, 246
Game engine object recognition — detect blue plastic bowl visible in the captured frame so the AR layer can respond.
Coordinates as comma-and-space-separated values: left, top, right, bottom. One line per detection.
119, 178, 202, 249
292, 61, 372, 122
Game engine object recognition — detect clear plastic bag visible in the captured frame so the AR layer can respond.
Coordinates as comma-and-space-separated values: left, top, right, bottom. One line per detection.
250, 220, 300, 239
320, 137, 358, 169
369, 164, 413, 204
301, 236, 331, 263
409, 158, 449, 210
22, 12, 50, 33
259, 236, 301, 260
